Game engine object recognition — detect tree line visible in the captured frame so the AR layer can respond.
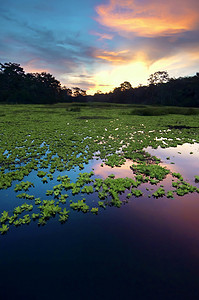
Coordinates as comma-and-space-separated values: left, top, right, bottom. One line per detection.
0, 62, 199, 106
91, 71, 199, 107
0, 62, 86, 104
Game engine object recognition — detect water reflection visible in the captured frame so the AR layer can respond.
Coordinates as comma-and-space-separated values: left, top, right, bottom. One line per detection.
1, 143, 199, 299
145, 143, 199, 182
92, 159, 134, 179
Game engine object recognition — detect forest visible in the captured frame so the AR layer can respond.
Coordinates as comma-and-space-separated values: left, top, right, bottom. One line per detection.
0, 62, 199, 107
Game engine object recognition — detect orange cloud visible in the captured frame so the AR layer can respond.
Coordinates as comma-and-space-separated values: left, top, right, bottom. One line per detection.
96, 0, 199, 37
85, 47, 199, 95
95, 49, 131, 63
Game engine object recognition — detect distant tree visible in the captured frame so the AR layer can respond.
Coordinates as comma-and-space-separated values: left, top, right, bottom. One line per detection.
0, 62, 25, 77
95, 90, 103, 95
63, 87, 72, 97
29, 72, 61, 103
72, 87, 87, 97
72, 87, 81, 97
0, 62, 26, 102
148, 71, 170, 85
80, 89, 87, 97
120, 81, 132, 91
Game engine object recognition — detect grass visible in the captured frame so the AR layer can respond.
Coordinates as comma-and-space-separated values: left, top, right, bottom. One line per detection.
130, 106, 199, 116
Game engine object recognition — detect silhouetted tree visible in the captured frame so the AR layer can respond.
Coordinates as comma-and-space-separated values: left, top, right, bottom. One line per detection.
148, 71, 170, 85
1, 62, 198, 107
0, 62, 26, 102
120, 81, 132, 91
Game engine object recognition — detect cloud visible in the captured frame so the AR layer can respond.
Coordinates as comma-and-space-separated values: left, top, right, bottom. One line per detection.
94, 49, 132, 63
90, 31, 114, 40
0, 12, 99, 86
93, 0, 199, 73
95, 0, 199, 37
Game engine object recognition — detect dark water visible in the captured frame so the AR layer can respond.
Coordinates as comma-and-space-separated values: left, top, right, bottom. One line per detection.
1, 144, 199, 300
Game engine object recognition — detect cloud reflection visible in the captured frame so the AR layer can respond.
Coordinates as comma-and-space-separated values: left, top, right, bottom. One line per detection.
93, 159, 134, 179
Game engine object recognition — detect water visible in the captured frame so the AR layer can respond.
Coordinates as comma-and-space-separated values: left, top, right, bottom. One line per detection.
0, 143, 199, 299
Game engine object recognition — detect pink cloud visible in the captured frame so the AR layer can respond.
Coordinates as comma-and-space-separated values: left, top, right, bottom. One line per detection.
95, 0, 199, 37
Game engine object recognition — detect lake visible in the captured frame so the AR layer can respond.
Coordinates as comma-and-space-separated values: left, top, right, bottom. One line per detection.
0, 104, 199, 299
1, 143, 199, 300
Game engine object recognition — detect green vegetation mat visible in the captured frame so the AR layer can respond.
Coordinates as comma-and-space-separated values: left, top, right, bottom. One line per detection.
0, 103, 199, 234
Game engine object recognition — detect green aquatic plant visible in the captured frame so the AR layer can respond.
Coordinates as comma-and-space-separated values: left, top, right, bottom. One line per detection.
71, 185, 81, 195
59, 214, 69, 223
152, 188, 165, 198
91, 207, 98, 214
0, 211, 9, 224
35, 198, 42, 205
47, 173, 53, 180
149, 179, 159, 185
37, 171, 47, 178
9, 214, 18, 224
172, 172, 183, 181
166, 191, 174, 198
105, 154, 126, 168
131, 189, 143, 197
0, 224, 9, 234
14, 181, 34, 192
98, 191, 108, 200
13, 219, 22, 227
59, 194, 68, 204
14, 206, 23, 215
17, 193, 34, 200
172, 180, 197, 196
32, 213, 40, 220
81, 185, 94, 194
59, 208, 69, 223
38, 218, 46, 226
46, 190, 54, 196
70, 199, 89, 213
98, 201, 106, 209
131, 163, 169, 181
21, 214, 31, 224
195, 176, 199, 183
42, 177, 48, 183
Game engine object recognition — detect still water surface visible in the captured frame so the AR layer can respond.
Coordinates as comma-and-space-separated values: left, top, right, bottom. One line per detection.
1, 143, 199, 299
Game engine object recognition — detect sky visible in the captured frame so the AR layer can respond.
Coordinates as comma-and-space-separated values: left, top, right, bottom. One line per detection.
0, 0, 199, 94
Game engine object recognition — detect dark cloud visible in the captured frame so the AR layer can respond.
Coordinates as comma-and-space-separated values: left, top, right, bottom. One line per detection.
0, 12, 98, 79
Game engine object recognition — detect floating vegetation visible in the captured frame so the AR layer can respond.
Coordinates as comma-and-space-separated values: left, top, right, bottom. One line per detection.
0, 103, 199, 235
91, 207, 98, 214
0, 224, 9, 235
152, 188, 165, 198
131, 164, 170, 182
14, 181, 34, 192
195, 176, 199, 183
166, 191, 174, 198
105, 154, 126, 168
37, 171, 47, 178
70, 199, 89, 213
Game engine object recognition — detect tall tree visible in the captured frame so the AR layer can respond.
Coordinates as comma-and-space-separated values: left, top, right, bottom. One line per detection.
148, 71, 170, 85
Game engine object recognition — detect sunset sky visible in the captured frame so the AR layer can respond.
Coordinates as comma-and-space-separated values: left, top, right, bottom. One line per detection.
0, 0, 199, 94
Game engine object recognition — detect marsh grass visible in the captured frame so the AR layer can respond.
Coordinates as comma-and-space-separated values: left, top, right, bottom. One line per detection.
130, 106, 199, 116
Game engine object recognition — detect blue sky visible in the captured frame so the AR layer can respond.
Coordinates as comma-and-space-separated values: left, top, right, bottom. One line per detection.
1, 0, 199, 94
